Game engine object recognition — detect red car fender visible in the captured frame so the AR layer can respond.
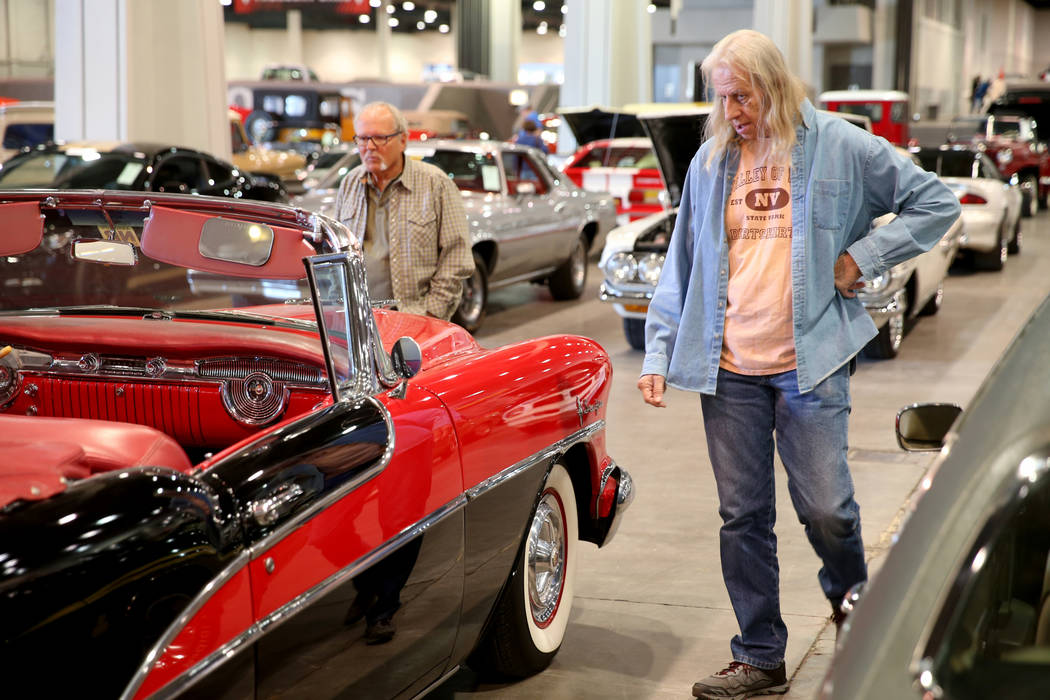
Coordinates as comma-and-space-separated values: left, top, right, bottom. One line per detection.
416, 335, 613, 495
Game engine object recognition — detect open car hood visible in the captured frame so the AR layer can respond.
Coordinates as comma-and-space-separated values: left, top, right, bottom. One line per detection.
558, 107, 647, 146
638, 107, 713, 209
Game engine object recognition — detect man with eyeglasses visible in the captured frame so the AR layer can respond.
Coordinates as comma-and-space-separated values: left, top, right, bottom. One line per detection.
334, 101, 473, 320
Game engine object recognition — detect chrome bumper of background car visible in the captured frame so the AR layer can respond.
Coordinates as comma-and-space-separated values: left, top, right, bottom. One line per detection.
599, 281, 653, 305
860, 288, 906, 328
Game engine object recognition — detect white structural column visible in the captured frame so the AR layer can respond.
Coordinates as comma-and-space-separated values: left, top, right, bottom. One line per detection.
560, 0, 652, 153
872, 0, 898, 90
54, 0, 229, 158
377, 0, 391, 78
752, 0, 813, 89
487, 0, 520, 83
287, 9, 303, 65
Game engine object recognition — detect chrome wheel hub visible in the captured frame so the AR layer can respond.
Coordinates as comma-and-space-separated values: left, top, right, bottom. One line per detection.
527, 492, 566, 626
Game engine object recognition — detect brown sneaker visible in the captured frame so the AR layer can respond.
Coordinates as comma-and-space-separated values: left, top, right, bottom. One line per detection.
691, 661, 789, 699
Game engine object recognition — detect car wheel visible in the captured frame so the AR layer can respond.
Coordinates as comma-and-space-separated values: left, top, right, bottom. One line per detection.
1021, 175, 1039, 217
1008, 213, 1022, 255
864, 289, 907, 359
974, 222, 1007, 271
918, 282, 943, 317
245, 110, 277, 144
548, 234, 588, 300
623, 317, 645, 351
452, 252, 488, 333
471, 462, 578, 678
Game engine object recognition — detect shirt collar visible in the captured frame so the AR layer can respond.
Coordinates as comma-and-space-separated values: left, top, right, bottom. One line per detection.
799, 98, 816, 130
359, 153, 416, 192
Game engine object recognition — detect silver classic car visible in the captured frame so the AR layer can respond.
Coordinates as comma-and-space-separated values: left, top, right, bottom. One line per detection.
597, 108, 962, 359
822, 292, 1050, 700
293, 141, 617, 332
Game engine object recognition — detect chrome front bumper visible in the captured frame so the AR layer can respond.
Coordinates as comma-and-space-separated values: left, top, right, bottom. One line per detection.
598, 281, 654, 305
595, 461, 635, 546
860, 288, 906, 328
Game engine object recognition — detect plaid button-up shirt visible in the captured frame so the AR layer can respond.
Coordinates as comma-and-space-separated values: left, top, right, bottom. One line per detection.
334, 156, 473, 320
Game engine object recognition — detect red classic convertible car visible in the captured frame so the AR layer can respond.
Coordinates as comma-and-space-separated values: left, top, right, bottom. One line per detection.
0, 191, 633, 698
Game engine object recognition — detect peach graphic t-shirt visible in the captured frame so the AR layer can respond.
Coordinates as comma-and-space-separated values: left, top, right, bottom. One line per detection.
720, 142, 796, 374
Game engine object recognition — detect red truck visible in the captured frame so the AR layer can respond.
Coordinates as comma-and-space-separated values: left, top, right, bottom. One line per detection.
947, 113, 1050, 217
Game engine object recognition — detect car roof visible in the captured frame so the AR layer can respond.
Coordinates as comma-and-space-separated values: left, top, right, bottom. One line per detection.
577, 137, 653, 149
34, 142, 204, 159
819, 89, 909, 102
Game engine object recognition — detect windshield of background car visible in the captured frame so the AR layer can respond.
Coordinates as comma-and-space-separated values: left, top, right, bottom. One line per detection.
0, 149, 147, 189
0, 205, 314, 316
315, 152, 362, 190
418, 150, 501, 193
923, 466, 1050, 699
935, 151, 983, 179
572, 146, 657, 169
2, 123, 53, 151
838, 102, 883, 123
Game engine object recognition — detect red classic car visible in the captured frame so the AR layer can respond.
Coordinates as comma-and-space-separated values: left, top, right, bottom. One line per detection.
0, 191, 632, 698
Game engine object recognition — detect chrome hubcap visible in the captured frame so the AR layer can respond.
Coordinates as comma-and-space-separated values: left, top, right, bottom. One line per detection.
570, 241, 586, 290
527, 492, 566, 626
889, 290, 907, 352
459, 270, 484, 322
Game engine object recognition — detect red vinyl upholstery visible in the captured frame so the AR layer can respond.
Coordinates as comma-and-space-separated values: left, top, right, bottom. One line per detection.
0, 415, 193, 506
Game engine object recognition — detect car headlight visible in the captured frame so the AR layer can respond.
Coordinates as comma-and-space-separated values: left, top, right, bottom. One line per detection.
636, 252, 665, 285
863, 271, 891, 292
603, 252, 638, 284
996, 148, 1013, 165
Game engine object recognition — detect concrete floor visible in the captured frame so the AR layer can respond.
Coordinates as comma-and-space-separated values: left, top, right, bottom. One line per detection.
431, 207, 1050, 700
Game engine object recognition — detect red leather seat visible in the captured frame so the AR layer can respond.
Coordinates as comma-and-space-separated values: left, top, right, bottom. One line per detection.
0, 415, 193, 506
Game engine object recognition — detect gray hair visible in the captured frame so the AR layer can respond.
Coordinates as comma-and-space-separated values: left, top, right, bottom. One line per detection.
355, 101, 408, 134
701, 29, 805, 168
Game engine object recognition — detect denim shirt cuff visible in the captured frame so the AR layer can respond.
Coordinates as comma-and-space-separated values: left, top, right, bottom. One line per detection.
640, 353, 669, 378
847, 238, 881, 280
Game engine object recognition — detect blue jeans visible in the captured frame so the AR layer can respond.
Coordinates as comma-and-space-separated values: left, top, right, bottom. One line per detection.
700, 365, 867, 669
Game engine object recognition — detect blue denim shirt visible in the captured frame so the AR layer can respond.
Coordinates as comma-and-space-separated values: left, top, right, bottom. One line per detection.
641, 99, 961, 394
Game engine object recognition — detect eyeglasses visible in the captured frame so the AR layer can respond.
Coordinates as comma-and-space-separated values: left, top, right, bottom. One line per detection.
353, 131, 402, 148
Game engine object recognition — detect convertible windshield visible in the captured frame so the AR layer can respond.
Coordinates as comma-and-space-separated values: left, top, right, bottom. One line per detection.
916, 151, 986, 179
0, 203, 314, 316
0, 148, 147, 189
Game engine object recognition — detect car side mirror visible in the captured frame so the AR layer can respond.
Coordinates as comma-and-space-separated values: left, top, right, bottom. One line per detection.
896, 403, 963, 451
515, 181, 536, 195
390, 336, 422, 379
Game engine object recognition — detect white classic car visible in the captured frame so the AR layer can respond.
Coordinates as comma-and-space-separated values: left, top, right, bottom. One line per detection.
912, 144, 1023, 271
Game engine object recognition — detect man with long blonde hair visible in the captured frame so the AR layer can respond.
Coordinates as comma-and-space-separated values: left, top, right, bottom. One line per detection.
637, 30, 960, 699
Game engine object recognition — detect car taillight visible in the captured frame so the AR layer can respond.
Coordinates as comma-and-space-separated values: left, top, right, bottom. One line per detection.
958, 193, 987, 205
627, 188, 646, 203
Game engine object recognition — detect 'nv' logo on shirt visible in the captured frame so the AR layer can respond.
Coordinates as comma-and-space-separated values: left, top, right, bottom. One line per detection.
746, 188, 789, 211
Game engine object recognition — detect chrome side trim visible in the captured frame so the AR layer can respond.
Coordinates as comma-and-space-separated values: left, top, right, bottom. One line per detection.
414, 665, 462, 699
247, 394, 397, 559
466, 420, 604, 501
148, 496, 469, 700
119, 550, 252, 700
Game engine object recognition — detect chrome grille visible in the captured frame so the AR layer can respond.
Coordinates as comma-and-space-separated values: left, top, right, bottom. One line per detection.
198, 358, 325, 387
